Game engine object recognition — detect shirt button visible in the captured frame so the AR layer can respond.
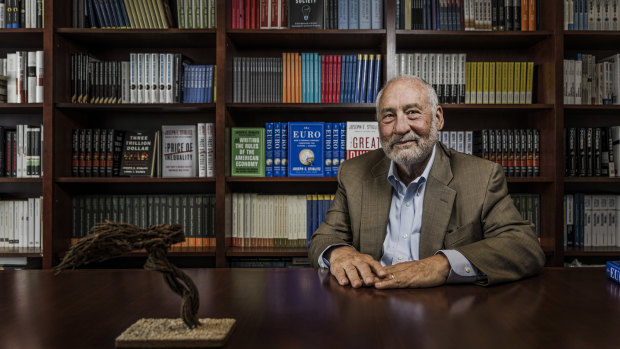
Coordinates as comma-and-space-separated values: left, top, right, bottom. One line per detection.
403, 234, 408, 239
398, 256, 403, 260
406, 202, 411, 207
465, 267, 471, 273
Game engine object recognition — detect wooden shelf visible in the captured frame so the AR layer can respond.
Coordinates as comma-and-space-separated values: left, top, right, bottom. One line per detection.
0, 248, 42, 258
442, 104, 554, 110
55, 103, 216, 112
396, 30, 553, 49
227, 247, 308, 257
0, 29, 43, 48
0, 178, 43, 183
55, 28, 216, 48
227, 103, 376, 112
564, 247, 620, 257
0, 104, 44, 113
227, 29, 386, 50
506, 177, 554, 183
564, 31, 620, 50
564, 105, 620, 111
226, 177, 336, 183
564, 177, 620, 183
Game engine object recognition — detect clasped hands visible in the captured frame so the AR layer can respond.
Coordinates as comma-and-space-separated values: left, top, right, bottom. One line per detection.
327, 246, 450, 289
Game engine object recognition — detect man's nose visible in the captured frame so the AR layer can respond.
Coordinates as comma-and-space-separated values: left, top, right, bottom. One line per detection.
393, 113, 410, 135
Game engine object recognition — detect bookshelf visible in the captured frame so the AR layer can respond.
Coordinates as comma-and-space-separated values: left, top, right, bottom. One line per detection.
2, 0, 616, 268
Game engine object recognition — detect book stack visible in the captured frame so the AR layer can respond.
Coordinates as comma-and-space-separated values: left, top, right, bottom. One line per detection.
0, 197, 43, 250
0, 125, 43, 178
397, 0, 539, 31
564, 53, 620, 105
0, 51, 44, 104
72, 194, 216, 249
1, 0, 44, 28
564, 194, 620, 248
72, 0, 216, 29
565, 0, 620, 30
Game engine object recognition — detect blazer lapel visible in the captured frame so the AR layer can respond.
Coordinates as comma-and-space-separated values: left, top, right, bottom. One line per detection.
419, 143, 456, 259
360, 155, 392, 260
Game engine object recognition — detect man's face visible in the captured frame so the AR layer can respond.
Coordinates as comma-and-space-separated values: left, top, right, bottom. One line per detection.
378, 79, 443, 169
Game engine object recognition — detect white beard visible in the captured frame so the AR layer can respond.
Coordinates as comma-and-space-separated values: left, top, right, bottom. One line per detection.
381, 118, 438, 169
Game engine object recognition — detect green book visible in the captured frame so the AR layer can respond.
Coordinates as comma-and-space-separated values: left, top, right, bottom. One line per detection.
231, 128, 265, 177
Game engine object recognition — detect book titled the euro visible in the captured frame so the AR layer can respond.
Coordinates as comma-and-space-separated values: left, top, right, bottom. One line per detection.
288, 122, 324, 177
607, 261, 620, 284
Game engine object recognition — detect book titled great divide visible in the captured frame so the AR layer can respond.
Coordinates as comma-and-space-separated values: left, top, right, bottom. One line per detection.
288, 122, 324, 177
607, 261, 620, 284
231, 128, 265, 177
288, 0, 324, 29
346, 121, 380, 160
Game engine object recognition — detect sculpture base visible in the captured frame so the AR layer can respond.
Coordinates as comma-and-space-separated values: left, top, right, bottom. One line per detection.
115, 318, 236, 348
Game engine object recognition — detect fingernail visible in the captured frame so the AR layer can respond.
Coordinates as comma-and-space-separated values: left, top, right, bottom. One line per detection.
340, 279, 347, 285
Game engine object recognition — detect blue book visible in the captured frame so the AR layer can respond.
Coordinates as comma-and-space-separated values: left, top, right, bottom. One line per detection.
317, 196, 323, 230
86, 0, 100, 28
332, 122, 340, 174
359, 54, 368, 103
265, 123, 274, 177
281, 122, 288, 176
340, 54, 347, 103
349, 55, 357, 103
365, 55, 375, 104
315, 53, 321, 103
372, 54, 382, 103
354, 54, 363, 103
288, 122, 325, 177
338, 0, 349, 29
323, 195, 330, 223
207, 65, 214, 103
274, 122, 282, 176
339, 122, 346, 169
312, 195, 319, 235
348, 0, 359, 29
606, 261, 620, 284
307, 195, 313, 247
324, 123, 332, 177
117, 0, 131, 27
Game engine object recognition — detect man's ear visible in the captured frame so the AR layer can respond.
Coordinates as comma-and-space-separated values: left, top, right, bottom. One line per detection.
436, 105, 444, 131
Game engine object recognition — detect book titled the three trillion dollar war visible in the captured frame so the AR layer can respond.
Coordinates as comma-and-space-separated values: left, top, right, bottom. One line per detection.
120, 130, 159, 177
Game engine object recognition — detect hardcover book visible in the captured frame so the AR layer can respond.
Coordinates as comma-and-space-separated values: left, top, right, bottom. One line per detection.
288, 122, 324, 177
161, 124, 197, 178
607, 260, 620, 284
345, 121, 380, 160
231, 127, 265, 177
120, 129, 159, 177
288, 0, 324, 29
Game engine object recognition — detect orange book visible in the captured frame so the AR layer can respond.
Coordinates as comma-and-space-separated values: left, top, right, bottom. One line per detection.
297, 53, 302, 103
287, 53, 293, 103
521, 0, 529, 31
282, 52, 287, 103
529, 0, 536, 31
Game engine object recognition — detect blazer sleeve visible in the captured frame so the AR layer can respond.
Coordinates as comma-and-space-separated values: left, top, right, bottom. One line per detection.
454, 163, 546, 285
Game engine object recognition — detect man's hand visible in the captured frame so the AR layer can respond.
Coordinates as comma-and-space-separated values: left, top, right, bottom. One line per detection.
374, 254, 450, 289
328, 246, 387, 288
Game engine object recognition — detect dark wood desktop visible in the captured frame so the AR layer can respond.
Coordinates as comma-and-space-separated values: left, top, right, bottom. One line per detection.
0, 267, 618, 349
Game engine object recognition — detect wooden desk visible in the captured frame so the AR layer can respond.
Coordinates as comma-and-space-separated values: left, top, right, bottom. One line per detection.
0, 267, 618, 349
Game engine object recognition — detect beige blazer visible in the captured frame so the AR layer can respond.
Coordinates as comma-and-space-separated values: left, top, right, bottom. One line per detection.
309, 142, 546, 285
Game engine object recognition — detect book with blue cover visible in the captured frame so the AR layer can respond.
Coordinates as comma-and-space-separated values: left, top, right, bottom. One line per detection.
288, 122, 325, 177
265, 122, 273, 177
607, 261, 620, 284
282, 122, 288, 176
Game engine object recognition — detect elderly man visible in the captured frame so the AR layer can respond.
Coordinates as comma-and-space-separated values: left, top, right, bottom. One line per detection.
309, 76, 545, 288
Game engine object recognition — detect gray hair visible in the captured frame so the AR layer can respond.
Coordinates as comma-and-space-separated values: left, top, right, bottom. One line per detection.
375, 75, 439, 120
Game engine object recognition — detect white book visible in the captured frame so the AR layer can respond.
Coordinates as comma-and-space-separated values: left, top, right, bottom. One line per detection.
465, 131, 473, 154
444, 54, 451, 102
600, 54, 620, 104
161, 125, 197, 177
8, 201, 14, 248
197, 123, 207, 177
616, 195, 620, 247
27, 198, 34, 247
166, 53, 174, 103
608, 195, 616, 247
407, 53, 414, 76
459, 53, 466, 104
420, 54, 428, 83
27, 52, 36, 103
232, 193, 238, 245
16, 125, 23, 178
429, 53, 436, 87
121, 61, 130, 103
450, 53, 458, 103
414, 53, 421, 78
159, 53, 166, 103
345, 122, 380, 160
35, 51, 43, 103
593, 195, 602, 246
137, 53, 144, 103
575, 59, 582, 104
144, 53, 151, 103
584, 194, 593, 246
129, 54, 137, 103
206, 122, 215, 177
449, 131, 457, 149
34, 197, 41, 249
151, 53, 159, 103
442, 129, 450, 146
601, 195, 609, 246
567, 59, 575, 104
6, 53, 16, 103
457, 131, 465, 153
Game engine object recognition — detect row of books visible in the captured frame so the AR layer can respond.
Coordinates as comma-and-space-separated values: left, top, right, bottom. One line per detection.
0, 125, 43, 178
231, 193, 313, 248
563, 54, 620, 105
0, 76, 5, 103
0, 0, 44, 28
230, 0, 383, 29
397, 0, 539, 31
0, 198, 43, 250
564, 194, 620, 248
0, 51, 44, 104
71, 52, 214, 104
233, 53, 382, 104
71, 194, 216, 249
565, 127, 618, 177
441, 129, 540, 177
72, 0, 216, 29
72, 124, 214, 178
564, 0, 620, 31
231, 121, 380, 177
511, 194, 540, 238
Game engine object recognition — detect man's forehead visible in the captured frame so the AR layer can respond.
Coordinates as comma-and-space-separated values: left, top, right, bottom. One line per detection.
381, 80, 429, 104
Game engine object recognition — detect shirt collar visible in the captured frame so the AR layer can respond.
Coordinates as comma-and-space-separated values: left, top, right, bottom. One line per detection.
387, 143, 437, 190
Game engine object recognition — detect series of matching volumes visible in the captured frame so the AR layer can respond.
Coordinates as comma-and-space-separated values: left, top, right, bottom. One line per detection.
0, 0, 44, 28
0, 125, 43, 178
0, 51, 44, 104
564, 53, 620, 105
565, 127, 619, 178
564, 194, 620, 248
564, 0, 620, 30
0, 198, 43, 250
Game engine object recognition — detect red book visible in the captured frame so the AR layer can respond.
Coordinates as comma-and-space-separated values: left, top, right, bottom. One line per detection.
280, 0, 287, 28
321, 55, 326, 103
245, 0, 251, 29
260, 0, 268, 28
329, 55, 335, 103
232, 0, 238, 28
239, 0, 245, 29
251, 0, 257, 29
336, 55, 342, 103
270, 0, 278, 28
327, 56, 332, 103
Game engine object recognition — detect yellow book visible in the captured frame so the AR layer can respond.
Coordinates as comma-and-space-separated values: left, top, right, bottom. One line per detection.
476, 62, 483, 104
502, 62, 508, 104
507, 62, 515, 104
489, 62, 496, 104
470, 61, 477, 104
122, 0, 137, 28
495, 61, 502, 103
134, 0, 152, 28
465, 62, 471, 104
405, 0, 412, 30
149, 0, 166, 29
213, 65, 217, 102
519, 61, 527, 104
482, 62, 489, 104
513, 61, 521, 104
526, 62, 534, 104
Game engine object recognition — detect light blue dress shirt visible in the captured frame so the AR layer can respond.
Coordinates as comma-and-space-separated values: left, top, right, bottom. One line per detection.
318, 145, 482, 284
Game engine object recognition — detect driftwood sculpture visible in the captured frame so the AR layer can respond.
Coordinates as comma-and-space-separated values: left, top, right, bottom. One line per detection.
54, 220, 200, 329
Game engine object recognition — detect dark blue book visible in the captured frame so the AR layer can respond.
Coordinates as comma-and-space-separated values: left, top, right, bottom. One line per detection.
372, 54, 382, 103
339, 121, 346, 169
354, 54, 363, 103
365, 55, 375, 104
288, 122, 325, 177
274, 122, 281, 177
281, 122, 288, 176
606, 261, 620, 284
265, 122, 273, 177
332, 122, 340, 174
307, 195, 313, 247
116, 0, 131, 28
324, 123, 332, 177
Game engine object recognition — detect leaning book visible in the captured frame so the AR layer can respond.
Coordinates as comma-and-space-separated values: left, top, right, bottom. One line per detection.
120, 130, 159, 177
607, 261, 620, 284
161, 125, 197, 178
231, 128, 265, 177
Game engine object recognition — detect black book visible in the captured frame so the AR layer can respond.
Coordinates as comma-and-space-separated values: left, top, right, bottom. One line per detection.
288, 0, 324, 29
567, 128, 576, 176
112, 130, 124, 176
513, 0, 520, 31
0, 127, 4, 177
106, 129, 114, 177
507, 129, 514, 177
78, 128, 86, 176
99, 129, 107, 177
586, 127, 593, 176
533, 129, 539, 177
492, 0, 498, 30
93, 128, 101, 176
85, 128, 93, 177
577, 128, 586, 176
526, 129, 533, 177
72, 129, 79, 177
120, 130, 159, 177
10, 130, 16, 177
594, 128, 602, 176
498, 0, 505, 30
505, 0, 512, 31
